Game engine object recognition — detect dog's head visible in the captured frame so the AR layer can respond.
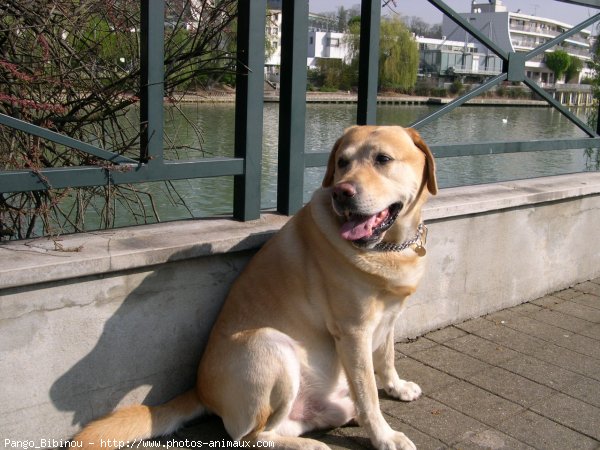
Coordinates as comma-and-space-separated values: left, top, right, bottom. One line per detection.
322, 126, 437, 249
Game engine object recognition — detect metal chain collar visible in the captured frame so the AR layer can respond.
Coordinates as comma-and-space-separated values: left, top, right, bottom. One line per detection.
373, 223, 427, 254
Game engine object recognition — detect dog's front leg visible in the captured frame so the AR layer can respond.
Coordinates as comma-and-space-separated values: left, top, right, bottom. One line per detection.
336, 331, 416, 450
374, 329, 422, 402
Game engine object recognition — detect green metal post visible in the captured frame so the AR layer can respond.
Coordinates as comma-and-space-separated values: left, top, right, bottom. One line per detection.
234, 0, 266, 221
277, 0, 308, 215
357, 0, 381, 125
140, 0, 165, 165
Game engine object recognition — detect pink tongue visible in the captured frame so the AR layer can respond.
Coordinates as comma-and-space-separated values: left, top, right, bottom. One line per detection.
340, 210, 389, 241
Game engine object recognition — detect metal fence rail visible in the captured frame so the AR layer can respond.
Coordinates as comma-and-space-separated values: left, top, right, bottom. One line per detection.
302, 0, 600, 210
1, 0, 599, 222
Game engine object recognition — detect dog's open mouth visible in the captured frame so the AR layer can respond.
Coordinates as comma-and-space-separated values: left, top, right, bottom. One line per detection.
339, 202, 403, 245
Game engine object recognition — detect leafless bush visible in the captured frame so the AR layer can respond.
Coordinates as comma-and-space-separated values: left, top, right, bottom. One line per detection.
0, 0, 237, 239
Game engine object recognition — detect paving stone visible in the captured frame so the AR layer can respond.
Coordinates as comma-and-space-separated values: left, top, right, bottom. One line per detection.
533, 341, 600, 381
551, 332, 600, 358
531, 294, 566, 308
561, 376, 600, 408
573, 281, 600, 297
527, 307, 593, 333
579, 322, 600, 340
410, 345, 492, 379
551, 300, 600, 323
322, 423, 370, 447
384, 396, 488, 446
429, 381, 523, 427
393, 356, 460, 395
454, 317, 490, 334
553, 288, 585, 301
395, 337, 437, 356
443, 334, 520, 366
498, 315, 600, 359
532, 392, 600, 440
497, 410, 599, 450
454, 429, 534, 450
569, 293, 600, 311
484, 308, 519, 325
468, 322, 546, 356
425, 326, 467, 343
328, 419, 445, 450
499, 355, 582, 390
466, 366, 555, 408
385, 417, 447, 450
312, 427, 371, 450
505, 302, 543, 316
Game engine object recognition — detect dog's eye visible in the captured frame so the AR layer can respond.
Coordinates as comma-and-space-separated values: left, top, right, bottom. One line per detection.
337, 157, 349, 169
375, 153, 393, 165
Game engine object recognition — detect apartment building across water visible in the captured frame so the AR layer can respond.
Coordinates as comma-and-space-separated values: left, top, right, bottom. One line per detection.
441, 0, 594, 85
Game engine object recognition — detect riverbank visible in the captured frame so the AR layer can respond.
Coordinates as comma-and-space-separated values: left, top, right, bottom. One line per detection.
174, 90, 549, 107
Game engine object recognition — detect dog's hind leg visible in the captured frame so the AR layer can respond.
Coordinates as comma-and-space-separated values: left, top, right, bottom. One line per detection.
201, 328, 316, 448
201, 328, 354, 449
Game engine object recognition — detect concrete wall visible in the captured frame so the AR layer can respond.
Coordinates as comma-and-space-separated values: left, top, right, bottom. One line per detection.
405, 173, 600, 338
1, 173, 600, 443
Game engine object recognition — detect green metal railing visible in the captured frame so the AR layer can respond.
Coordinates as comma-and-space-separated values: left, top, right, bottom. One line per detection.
304, 0, 600, 211
1, 0, 599, 222
423, 0, 600, 158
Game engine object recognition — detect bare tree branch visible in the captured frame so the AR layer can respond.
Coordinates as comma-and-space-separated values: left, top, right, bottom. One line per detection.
1, 0, 238, 239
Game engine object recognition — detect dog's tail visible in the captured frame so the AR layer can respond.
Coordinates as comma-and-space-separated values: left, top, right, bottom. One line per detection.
72, 389, 207, 449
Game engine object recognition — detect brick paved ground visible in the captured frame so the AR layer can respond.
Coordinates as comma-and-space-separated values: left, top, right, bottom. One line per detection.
163, 278, 600, 449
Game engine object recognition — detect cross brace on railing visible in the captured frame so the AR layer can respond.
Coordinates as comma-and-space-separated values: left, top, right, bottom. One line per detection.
415, 0, 600, 140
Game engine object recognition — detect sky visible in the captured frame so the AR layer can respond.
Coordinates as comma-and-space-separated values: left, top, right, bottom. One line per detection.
308, 0, 600, 29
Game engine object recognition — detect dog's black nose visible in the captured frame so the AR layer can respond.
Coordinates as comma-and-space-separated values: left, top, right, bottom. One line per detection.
332, 183, 357, 200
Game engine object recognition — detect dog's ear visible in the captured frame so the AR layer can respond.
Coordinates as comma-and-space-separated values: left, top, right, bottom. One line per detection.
322, 136, 342, 187
405, 127, 438, 195
322, 126, 357, 188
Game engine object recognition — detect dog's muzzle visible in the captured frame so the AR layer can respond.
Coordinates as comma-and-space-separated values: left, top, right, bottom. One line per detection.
332, 185, 403, 247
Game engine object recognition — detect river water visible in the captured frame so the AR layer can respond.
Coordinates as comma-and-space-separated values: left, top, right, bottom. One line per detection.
143, 102, 596, 223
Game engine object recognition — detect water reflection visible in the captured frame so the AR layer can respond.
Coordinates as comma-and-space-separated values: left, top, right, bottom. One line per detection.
131, 103, 595, 223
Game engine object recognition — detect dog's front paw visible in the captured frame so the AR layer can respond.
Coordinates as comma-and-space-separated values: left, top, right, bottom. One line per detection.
384, 380, 422, 402
375, 431, 417, 450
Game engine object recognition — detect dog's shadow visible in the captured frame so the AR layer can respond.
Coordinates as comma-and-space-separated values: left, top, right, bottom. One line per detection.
167, 416, 367, 449
49, 233, 376, 447
49, 243, 255, 434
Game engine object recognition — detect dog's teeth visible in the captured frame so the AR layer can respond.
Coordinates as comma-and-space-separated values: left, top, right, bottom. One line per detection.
344, 211, 351, 220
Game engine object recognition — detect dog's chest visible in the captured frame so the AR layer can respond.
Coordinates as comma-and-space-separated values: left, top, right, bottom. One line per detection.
371, 301, 405, 351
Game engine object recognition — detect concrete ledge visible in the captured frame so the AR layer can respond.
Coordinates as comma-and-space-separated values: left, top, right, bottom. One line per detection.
0, 214, 289, 290
2, 172, 599, 290
424, 172, 600, 220
1, 172, 600, 442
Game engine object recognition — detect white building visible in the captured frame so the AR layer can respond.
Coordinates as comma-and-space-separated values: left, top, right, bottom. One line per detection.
307, 30, 348, 68
441, 0, 593, 85
265, 8, 350, 76
265, 9, 282, 75
417, 36, 503, 77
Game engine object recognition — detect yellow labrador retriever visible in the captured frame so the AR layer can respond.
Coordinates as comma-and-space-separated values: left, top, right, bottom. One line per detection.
74, 125, 437, 450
